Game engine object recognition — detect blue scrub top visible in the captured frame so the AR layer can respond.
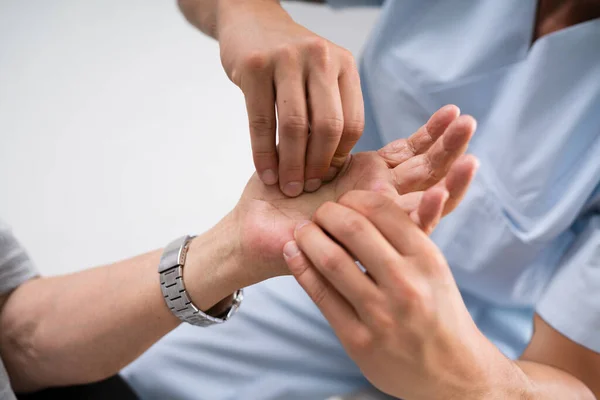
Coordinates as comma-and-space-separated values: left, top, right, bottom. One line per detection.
351, 0, 600, 354
122, 2, 600, 399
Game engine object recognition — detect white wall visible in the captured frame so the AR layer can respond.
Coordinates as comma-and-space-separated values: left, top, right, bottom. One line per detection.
0, 1, 379, 275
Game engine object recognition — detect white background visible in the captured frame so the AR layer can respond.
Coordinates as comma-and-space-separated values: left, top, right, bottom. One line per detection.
0, 1, 378, 275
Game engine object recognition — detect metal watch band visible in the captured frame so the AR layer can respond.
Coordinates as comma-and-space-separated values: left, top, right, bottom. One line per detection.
159, 235, 243, 327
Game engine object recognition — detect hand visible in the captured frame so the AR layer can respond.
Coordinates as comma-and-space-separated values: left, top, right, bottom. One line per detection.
285, 190, 506, 400
231, 105, 478, 286
217, 0, 363, 196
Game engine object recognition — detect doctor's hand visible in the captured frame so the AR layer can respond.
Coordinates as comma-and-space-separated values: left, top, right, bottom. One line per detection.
217, 0, 363, 196
230, 105, 478, 286
285, 190, 511, 400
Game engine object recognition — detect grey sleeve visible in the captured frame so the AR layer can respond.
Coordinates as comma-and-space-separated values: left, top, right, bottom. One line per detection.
0, 220, 38, 295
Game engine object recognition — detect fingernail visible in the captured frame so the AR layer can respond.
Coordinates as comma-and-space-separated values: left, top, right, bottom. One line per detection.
304, 178, 322, 192
294, 220, 311, 236
324, 167, 339, 181
283, 181, 303, 197
283, 240, 300, 260
261, 169, 278, 185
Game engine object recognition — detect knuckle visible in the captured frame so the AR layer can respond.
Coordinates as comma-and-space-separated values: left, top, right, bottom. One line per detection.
339, 48, 356, 67
425, 159, 446, 183
288, 255, 310, 276
422, 121, 435, 142
307, 279, 329, 307
241, 51, 270, 72
342, 119, 365, 142
424, 250, 451, 277
304, 162, 330, 177
348, 328, 373, 354
252, 149, 278, 162
304, 37, 331, 68
313, 117, 344, 139
371, 311, 395, 334
381, 253, 401, 272
330, 154, 350, 169
281, 163, 305, 176
400, 279, 434, 319
275, 44, 299, 64
362, 293, 386, 315
279, 115, 309, 138
339, 214, 367, 237
405, 136, 418, 156
318, 249, 345, 274
249, 116, 275, 136
386, 272, 407, 297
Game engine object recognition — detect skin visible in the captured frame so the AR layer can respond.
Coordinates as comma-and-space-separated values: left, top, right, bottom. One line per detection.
179, 0, 600, 397
0, 105, 475, 392
534, 0, 600, 41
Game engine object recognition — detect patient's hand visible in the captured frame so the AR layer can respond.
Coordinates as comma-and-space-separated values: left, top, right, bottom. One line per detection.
231, 105, 477, 283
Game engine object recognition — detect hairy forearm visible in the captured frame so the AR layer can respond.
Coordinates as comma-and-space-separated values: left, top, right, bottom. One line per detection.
0, 216, 243, 392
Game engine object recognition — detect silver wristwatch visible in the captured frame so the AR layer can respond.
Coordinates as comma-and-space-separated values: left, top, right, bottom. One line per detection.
158, 235, 243, 327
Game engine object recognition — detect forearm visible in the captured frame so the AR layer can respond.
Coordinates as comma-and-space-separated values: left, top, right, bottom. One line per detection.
514, 360, 596, 399
468, 356, 595, 399
177, 0, 285, 39
0, 215, 244, 392
178, 0, 220, 38
436, 338, 596, 400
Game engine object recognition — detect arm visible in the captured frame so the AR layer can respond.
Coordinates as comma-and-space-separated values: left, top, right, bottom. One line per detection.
455, 315, 599, 399
1, 104, 473, 394
0, 215, 245, 392
515, 314, 599, 399
513, 212, 600, 399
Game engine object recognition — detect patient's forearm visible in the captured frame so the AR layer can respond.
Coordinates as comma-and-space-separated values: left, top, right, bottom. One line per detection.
0, 216, 243, 392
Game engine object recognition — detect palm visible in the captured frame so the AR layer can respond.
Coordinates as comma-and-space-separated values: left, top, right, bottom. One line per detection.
236, 152, 392, 279
233, 106, 477, 281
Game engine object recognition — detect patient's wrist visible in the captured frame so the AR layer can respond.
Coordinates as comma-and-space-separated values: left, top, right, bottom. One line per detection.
183, 214, 245, 312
